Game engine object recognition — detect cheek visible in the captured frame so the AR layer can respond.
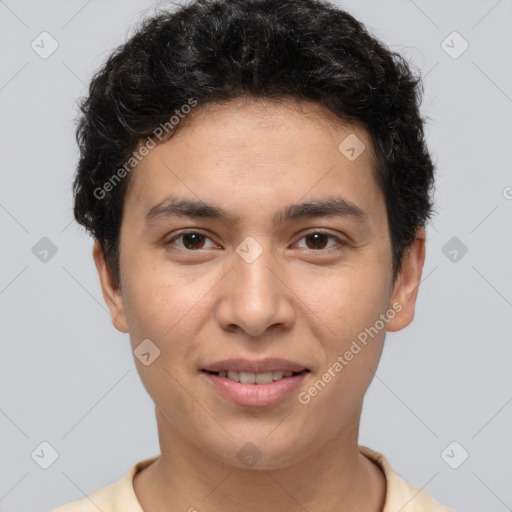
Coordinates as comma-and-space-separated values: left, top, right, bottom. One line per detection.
121, 247, 182, 329
121, 255, 217, 358
122, 270, 204, 408
295, 262, 390, 403
295, 259, 391, 342
318, 265, 391, 401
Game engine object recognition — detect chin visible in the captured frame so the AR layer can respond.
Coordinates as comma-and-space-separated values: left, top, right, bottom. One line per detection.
199, 425, 319, 471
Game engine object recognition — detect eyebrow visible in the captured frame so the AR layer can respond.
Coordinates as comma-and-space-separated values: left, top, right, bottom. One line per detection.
144, 195, 369, 227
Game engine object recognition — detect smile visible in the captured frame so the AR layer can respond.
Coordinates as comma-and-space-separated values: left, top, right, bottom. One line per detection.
203, 369, 308, 384
201, 367, 310, 408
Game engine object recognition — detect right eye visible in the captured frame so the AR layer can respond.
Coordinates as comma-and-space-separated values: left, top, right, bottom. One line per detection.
165, 230, 219, 251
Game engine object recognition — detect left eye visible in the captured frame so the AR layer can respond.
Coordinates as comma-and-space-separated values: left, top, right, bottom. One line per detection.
166, 231, 345, 252
295, 232, 345, 251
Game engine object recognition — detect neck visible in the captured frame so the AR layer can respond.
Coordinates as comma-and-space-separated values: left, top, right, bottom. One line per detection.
133, 408, 386, 512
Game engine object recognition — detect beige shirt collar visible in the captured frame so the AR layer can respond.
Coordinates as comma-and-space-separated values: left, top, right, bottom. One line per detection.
52, 445, 456, 512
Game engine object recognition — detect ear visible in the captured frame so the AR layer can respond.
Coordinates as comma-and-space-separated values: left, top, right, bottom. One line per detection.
386, 226, 426, 332
92, 239, 129, 333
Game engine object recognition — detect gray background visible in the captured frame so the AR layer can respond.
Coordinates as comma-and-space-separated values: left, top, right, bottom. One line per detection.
1, 0, 511, 511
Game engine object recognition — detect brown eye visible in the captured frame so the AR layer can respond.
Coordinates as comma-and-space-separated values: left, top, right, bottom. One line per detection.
304, 232, 329, 250
166, 231, 216, 251
181, 233, 206, 250
295, 231, 347, 252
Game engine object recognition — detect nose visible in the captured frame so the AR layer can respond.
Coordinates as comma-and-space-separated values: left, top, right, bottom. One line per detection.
215, 240, 295, 338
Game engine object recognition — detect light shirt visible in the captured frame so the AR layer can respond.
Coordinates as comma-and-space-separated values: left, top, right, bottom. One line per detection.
49, 445, 456, 511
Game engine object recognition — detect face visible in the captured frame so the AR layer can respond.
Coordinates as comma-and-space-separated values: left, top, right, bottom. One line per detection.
94, 98, 425, 470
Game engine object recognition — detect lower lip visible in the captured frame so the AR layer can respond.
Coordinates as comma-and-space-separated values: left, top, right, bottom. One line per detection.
201, 371, 309, 407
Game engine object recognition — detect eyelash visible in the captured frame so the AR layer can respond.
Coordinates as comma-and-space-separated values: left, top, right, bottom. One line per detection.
165, 230, 348, 254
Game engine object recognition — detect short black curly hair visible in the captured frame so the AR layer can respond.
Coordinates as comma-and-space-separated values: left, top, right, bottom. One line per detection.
73, 0, 436, 288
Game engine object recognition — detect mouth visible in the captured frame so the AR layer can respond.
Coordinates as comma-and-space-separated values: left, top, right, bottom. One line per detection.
201, 369, 310, 384
200, 359, 311, 407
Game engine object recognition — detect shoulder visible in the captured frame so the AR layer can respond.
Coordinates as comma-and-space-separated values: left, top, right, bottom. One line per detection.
48, 456, 159, 512
358, 445, 458, 512
49, 499, 97, 512
48, 478, 123, 512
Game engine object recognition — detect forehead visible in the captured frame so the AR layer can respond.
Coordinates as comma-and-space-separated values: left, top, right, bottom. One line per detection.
124, 97, 386, 231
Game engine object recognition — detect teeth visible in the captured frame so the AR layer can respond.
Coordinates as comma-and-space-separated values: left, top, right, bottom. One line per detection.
227, 370, 239, 382
239, 371, 256, 384
255, 372, 274, 384
217, 370, 301, 383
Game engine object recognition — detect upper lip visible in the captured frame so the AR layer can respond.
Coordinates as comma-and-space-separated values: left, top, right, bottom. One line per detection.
202, 358, 309, 374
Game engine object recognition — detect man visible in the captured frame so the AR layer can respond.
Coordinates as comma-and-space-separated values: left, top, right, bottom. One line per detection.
52, 0, 456, 510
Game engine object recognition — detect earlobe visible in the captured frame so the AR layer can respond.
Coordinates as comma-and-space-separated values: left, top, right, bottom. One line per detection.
386, 227, 426, 333
92, 240, 129, 333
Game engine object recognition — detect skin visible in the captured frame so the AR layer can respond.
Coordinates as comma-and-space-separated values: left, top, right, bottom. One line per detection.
93, 97, 426, 512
